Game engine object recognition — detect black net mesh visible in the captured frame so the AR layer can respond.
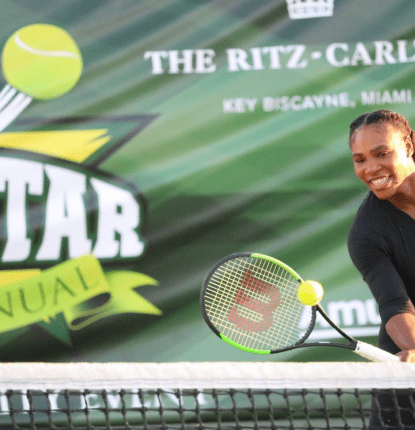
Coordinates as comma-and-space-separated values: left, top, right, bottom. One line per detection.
2, 387, 415, 430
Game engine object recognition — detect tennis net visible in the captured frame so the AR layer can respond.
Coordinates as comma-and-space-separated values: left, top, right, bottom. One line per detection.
0, 361, 415, 429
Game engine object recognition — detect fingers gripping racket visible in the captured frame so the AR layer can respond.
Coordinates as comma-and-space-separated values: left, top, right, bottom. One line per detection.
200, 252, 399, 362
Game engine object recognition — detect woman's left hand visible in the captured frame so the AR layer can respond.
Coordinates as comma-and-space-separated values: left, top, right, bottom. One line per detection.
396, 349, 415, 362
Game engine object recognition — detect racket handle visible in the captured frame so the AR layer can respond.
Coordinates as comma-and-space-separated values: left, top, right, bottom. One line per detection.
354, 340, 400, 362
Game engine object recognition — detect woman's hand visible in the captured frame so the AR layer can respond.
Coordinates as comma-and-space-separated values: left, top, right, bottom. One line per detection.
396, 349, 415, 362
386, 313, 415, 352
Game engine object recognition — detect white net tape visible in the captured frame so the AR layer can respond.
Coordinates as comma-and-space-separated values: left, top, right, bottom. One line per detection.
0, 361, 414, 390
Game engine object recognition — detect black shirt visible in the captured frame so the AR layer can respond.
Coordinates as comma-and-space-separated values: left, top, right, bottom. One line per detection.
348, 191, 415, 354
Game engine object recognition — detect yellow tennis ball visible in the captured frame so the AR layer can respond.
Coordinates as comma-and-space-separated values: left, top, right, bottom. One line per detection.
297, 280, 324, 306
2, 24, 83, 100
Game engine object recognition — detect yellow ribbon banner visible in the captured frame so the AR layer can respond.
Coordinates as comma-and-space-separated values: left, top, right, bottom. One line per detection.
0, 254, 161, 334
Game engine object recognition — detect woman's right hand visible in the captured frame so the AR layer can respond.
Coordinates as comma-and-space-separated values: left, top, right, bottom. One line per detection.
396, 349, 415, 362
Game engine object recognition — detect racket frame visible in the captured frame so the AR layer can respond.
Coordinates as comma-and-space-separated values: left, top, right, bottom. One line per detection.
200, 252, 358, 355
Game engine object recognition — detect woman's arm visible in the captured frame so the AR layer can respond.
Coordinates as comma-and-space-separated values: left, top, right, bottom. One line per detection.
386, 313, 415, 362
348, 208, 415, 361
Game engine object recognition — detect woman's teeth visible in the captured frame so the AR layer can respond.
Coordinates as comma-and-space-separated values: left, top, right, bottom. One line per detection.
371, 177, 389, 186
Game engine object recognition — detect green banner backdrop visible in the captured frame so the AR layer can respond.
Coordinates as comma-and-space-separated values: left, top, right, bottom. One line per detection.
0, 0, 413, 363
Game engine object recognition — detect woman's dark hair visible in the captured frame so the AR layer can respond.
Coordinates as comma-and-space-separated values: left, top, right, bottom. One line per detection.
349, 109, 415, 161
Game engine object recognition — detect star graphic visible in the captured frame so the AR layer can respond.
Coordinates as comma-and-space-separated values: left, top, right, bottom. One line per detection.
0, 114, 159, 345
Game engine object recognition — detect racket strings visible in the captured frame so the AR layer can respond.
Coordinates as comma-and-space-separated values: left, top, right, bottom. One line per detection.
204, 257, 313, 352
206, 262, 297, 351
251, 258, 308, 350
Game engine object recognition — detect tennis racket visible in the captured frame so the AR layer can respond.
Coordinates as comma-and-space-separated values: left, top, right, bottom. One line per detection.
200, 252, 400, 362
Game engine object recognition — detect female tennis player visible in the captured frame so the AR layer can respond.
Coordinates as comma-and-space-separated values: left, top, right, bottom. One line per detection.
348, 109, 415, 428
348, 109, 415, 362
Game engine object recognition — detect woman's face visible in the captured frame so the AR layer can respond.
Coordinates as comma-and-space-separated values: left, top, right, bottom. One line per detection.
350, 123, 415, 200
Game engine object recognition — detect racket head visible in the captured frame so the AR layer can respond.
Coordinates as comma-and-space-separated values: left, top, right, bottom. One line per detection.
200, 252, 316, 354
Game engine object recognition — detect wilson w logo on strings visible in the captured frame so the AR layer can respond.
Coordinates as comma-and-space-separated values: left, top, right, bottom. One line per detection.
228, 270, 281, 332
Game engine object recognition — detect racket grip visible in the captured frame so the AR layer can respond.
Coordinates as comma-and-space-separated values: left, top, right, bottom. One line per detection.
354, 340, 400, 362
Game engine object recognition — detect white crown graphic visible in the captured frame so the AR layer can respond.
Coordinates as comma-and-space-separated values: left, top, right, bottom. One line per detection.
286, 0, 334, 19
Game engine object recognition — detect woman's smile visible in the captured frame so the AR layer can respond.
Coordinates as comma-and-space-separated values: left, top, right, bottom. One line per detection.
351, 123, 415, 201
368, 175, 391, 189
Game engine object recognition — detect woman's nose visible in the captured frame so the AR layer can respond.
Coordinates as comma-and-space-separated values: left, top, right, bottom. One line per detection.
364, 157, 381, 174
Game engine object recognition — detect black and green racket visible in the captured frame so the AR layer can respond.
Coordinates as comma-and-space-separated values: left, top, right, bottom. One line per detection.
200, 252, 399, 362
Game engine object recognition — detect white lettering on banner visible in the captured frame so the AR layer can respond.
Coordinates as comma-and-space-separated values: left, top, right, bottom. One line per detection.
327, 40, 415, 67
0, 156, 145, 264
0, 158, 43, 262
91, 178, 144, 258
361, 89, 412, 106
144, 39, 415, 74
226, 45, 307, 71
298, 298, 381, 340
223, 98, 258, 113
222, 89, 412, 113
36, 165, 92, 261
262, 92, 353, 112
143, 49, 216, 74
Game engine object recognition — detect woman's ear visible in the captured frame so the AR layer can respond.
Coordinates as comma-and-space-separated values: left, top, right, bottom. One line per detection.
405, 135, 414, 158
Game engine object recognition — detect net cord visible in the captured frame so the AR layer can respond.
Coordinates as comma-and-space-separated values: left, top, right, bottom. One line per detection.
0, 362, 414, 390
